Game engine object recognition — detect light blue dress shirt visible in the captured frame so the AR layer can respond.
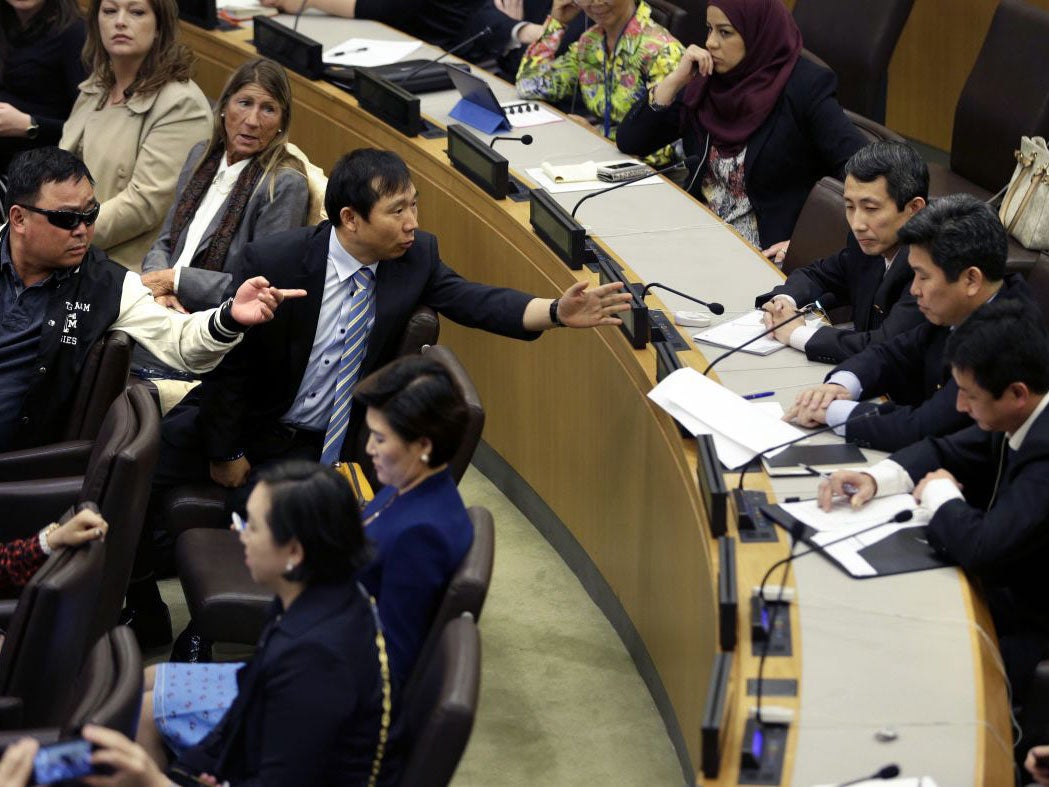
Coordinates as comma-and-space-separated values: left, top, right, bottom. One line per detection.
282, 228, 378, 431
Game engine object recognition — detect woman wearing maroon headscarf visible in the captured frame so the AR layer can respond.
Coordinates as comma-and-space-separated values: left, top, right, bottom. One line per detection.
617, 0, 864, 253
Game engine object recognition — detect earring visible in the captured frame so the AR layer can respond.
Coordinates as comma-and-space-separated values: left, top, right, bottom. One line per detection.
285, 560, 295, 572
420, 453, 430, 465
220, 112, 225, 118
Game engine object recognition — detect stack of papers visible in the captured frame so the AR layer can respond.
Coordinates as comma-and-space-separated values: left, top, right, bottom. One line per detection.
647, 368, 805, 469
777, 494, 932, 577
692, 310, 785, 356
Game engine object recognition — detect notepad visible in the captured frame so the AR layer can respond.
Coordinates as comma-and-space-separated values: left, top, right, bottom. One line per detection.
692, 310, 786, 356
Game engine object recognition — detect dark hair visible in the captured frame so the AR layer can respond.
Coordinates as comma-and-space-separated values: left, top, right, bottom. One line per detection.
843, 140, 929, 209
256, 461, 370, 584
896, 194, 1007, 283
6, 147, 94, 209
353, 354, 468, 468
83, 0, 194, 102
325, 148, 413, 225
945, 300, 1049, 398
0, 0, 82, 79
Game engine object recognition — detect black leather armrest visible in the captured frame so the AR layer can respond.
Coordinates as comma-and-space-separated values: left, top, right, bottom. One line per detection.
0, 727, 60, 749
0, 697, 24, 730
0, 441, 94, 482
0, 477, 84, 541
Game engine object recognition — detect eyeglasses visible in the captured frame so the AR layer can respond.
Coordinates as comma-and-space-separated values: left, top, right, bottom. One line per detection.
231, 511, 247, 532
16, 202, 100, 230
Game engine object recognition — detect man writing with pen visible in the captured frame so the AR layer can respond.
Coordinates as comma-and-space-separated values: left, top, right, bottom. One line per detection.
817, 299, 1049, 709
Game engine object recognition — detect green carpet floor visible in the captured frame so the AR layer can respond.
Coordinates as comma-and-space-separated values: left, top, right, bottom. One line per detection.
158, 464, 683, 785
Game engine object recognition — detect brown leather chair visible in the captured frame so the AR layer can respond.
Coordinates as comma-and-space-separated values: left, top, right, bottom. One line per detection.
0, 386, 161, 645
646, 0, 688, 41
793, 0, 914, 124
0, 331, 133, 482
162, 306, 441, 539
421, 345, 485, 485
781, 177, 849, 277
398, 615, 481, 787
930, 0, 1049, 200
845, 110, 904, 145
0, 540, 105, 729
63, 626, 143, 739
403, 507, 494, 703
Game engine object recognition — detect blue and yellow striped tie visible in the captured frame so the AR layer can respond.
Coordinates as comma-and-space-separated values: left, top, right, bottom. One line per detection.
320, 267, 376, 466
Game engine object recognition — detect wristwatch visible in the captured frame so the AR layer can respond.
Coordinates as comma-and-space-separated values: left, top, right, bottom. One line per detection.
25, 116, 38, 139
549, 298, 565, 327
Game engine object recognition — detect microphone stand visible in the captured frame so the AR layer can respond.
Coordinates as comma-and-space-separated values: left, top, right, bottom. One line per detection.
400, 26, 493, 84
570, 157, 698, 219
638, 282, 724, 315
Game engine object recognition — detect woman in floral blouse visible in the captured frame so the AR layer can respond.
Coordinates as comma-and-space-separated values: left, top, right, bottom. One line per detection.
516, 0, 682, 164
0, 507, 107, 592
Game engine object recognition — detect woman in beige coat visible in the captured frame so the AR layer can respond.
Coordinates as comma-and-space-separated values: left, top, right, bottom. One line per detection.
60, 0, 211, 270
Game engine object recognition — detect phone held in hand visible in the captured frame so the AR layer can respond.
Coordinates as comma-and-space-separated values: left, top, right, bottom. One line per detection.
31, 738, 102, 784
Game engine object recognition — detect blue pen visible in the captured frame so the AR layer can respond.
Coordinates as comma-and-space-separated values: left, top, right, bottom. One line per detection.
743, 391, 774, 400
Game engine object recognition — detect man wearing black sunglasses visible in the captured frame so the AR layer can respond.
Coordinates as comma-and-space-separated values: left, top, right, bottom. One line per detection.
0, 147, 305, 452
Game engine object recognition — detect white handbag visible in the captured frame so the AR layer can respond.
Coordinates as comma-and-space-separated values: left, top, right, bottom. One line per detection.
998, 136, 1049, 252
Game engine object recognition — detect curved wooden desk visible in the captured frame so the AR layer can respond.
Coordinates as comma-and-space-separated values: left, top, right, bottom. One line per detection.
182, 20, 1010, 785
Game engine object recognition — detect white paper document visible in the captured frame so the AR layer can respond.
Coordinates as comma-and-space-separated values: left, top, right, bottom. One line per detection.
813, 777, 939, 787
322, 38, 422, 67
523, 166, 662, 194
692, 310, 788, 356
778, 494, 930, 577
647, 368, 806, 469
500, 101, 563, 128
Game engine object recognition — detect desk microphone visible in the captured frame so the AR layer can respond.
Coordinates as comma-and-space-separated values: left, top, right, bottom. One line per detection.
639, 282, 724, 315
400, 26, 493, 85
570, 155, 701, 218
490, 134, 533, 148
752, 510, 914, 725
291, 0, 308, 31
838, 764, 902, 785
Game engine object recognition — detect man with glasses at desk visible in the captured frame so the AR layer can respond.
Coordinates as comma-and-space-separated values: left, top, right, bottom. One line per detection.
0, 146, 302, 452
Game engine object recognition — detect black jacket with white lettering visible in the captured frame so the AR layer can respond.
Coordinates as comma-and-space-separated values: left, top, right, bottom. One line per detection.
9, 243, 128, 449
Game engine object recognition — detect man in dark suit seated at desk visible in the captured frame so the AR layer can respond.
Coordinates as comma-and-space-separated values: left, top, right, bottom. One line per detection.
756, 140, 928, 364
818, 300, 1049, 705
784, 194, 1037, 452
127, 148, 630, 645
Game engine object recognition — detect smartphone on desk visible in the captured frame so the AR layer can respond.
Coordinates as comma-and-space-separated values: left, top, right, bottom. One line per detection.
597, 161, 651, 183
30, 738, 108, 785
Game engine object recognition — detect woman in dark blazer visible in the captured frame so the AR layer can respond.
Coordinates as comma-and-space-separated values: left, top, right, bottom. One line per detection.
93, 461, 400, 786
0, 0, 85, 177
616, 0, 865, 251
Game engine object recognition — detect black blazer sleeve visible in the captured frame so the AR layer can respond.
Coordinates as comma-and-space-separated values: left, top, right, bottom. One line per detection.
893, 426, 1049, 576
796, 63, 867, 182
831, 322, 933, 404
615, 94, 685, 158
755, 243, 854, 310
803, 292, 923, 364
844, 383, 973, 452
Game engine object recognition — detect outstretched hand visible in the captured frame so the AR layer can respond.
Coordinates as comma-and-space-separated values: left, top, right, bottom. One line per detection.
557, 280, 633, 328
230, 276, 307, 326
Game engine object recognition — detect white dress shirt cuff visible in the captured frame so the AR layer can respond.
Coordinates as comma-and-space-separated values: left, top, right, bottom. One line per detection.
917, 477, 964, 515
826, 370, 863, 400
772, 293, 797, 309
788, 323, 819, 351
826, 399, 859, 435
173, 265, 182, 293
510, 21, 528, 47
865, 459, 915, 497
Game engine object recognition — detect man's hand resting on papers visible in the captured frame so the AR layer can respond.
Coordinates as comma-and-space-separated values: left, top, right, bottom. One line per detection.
817, 470, 876, 511
913, 469, 962, 502
761, 298, 803, 345
784, 383, 851, 427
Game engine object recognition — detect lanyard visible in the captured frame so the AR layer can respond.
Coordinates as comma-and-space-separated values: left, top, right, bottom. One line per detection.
601, 22, 630, 139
